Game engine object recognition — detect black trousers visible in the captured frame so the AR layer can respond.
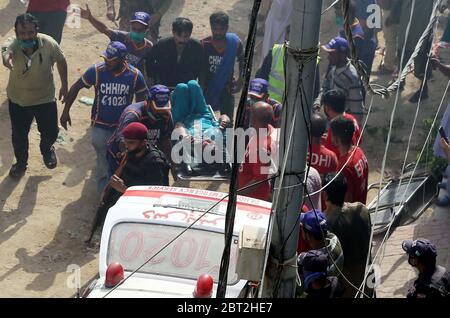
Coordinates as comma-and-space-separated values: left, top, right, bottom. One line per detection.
8, 100, 59, 167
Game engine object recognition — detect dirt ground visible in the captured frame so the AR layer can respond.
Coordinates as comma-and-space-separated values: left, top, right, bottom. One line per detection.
0, 0, 448, 297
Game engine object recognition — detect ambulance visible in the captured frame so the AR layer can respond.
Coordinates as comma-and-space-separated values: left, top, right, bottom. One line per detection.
83, 186, 271, 298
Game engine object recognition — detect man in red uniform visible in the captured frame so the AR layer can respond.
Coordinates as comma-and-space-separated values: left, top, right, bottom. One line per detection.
330, 116, 369, 204
308, 113, 338, 177
27, 0, 70, 44
321, 89, 361, 158
238, 101, 277, 201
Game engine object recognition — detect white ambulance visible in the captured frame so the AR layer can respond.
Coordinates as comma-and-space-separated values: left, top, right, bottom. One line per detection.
83, 186, 271, 298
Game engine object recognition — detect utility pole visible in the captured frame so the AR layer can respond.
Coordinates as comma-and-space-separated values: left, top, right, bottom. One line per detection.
260, 0, 322, 298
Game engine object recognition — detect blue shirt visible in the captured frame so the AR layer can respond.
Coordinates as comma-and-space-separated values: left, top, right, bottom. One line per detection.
80, 62, 147, 130
109, 31, 152, 72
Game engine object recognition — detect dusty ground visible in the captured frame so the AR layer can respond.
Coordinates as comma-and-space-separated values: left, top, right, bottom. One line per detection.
0, 0, 448, 297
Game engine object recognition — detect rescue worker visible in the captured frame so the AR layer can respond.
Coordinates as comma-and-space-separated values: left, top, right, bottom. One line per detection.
244, 78, 282, 129
298, 210, 344, 278
105, 0, 173, 42
402, 238, 450, 298
80, 5, 153, 74
257, 26, 321, 103
60, 41, 147, 195
107, 84, 174, 176
297, 249, 345, 298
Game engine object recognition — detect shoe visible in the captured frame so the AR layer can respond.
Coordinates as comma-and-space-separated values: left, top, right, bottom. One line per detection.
408, 88, 428, 103
9, 163, 27, 178
43, 147, 57, 169
438, 182, 447, 190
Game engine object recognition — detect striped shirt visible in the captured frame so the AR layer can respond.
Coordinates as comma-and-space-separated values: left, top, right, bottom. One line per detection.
321, 62, 365, 115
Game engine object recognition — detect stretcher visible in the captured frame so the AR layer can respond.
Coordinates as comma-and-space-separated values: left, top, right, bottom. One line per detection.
367, 163, 439, 235
172, 105, 232, 182
174, 160, 232, 181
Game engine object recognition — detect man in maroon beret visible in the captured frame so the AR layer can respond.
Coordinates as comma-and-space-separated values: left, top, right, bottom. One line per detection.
108, 121, 170, 195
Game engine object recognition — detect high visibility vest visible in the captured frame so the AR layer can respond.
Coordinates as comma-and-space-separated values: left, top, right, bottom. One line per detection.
268, 44, 286, 104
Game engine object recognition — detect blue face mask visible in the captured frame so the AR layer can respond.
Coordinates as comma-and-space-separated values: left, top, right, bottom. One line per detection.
18, 39, 37, 49
130, 31, 146, 43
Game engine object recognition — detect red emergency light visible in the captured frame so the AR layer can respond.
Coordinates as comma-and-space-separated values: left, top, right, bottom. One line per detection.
193, 274, 214, 298
105, 262, 124, 288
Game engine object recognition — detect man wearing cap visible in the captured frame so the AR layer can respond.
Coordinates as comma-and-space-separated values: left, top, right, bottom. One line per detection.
107, 84, 174, 176
79, 5, 152, 74
297, 249, 345, 298
244, 78, 282, 129
402, 238, 450, 298
315, 37, 365, 125
2, 13, 68, 178
105, 122, 170, 208
334, 1, 376, 77
330, 116, 369, 204
298, 210, 344, 279
145, 17, 203, 89
105, 0, 173, 42
61, 41, 147, 195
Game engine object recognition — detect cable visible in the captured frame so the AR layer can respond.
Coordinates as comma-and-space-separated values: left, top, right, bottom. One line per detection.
359, 0, 417, 298
356, 0, 417, 297
216, 0, 262, 298
301, 186, 372, 298
396, 21, 439, 210
356, 79, 450, 297
341, 0, 444, 98
310, 94, 375, 196
322, 0, 341, 15
102, 173, 279, 298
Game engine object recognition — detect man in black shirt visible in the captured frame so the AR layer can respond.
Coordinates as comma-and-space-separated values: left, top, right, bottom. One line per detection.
322, 172, 372, 298
403, 238, 450, 299
89, 121, 170, 241
145, 17, 203, 89
109, 122, 170, 195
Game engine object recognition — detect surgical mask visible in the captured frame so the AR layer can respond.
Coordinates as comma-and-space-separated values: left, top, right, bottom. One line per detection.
335, 16, 344, 26
18, 39, 37, 49
130, 31, 146, 43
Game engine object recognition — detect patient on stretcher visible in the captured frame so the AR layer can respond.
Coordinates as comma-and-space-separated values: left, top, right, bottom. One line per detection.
171, 80, 232, 176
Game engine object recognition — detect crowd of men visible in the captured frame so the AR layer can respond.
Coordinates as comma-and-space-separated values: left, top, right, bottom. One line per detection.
1, 0, 449, 299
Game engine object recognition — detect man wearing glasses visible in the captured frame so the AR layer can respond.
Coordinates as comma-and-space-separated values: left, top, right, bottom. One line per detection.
1, 13, 68, 178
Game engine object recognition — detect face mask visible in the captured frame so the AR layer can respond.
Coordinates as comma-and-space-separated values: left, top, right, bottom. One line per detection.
18, 39, 37, 49
130, 31, 146, 43
335, 16, 344, 26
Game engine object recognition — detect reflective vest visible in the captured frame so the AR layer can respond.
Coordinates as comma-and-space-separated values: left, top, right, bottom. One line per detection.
268, 44, 285, 104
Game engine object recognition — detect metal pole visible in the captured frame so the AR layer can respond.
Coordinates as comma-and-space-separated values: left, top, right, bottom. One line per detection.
260, 0, 322, 298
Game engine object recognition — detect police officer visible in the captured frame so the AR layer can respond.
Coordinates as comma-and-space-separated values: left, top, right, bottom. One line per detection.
402, 238, 450, 298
